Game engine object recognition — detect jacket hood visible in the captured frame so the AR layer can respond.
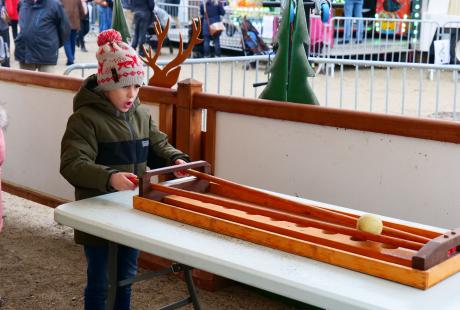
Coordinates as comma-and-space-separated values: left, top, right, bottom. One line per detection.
73, 75, 140, 118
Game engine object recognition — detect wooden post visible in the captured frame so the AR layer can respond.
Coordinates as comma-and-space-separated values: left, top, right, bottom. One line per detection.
175, 79, 203, 161
159, 103, 175, 145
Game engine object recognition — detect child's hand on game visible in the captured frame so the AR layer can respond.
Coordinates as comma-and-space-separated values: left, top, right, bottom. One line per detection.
173, 159, 189, 178
109, 172, 138, 191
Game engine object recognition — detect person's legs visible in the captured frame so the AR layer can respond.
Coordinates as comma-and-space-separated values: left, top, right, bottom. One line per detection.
343, 0, 353, 42
99, 7, 112, 32
79, 18, 90, 51
37, 65, 55, 73
10, 20, 18, 40
353, 0, 364, 42
84, 245, 109, 310
0, 28, 10, 67
203, 35, 211, 57
138, 15, 151, 53
71, 30, 77, 58
131, 12, 142, 50
114, 245, 139, 310
64, 29, 77, 65
19, 63, 38, 71
98, 6, 105, 33
213, 34, 221, 57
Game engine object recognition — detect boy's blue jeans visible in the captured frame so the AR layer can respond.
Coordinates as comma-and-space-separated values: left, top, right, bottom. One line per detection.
84, 244, 139, 310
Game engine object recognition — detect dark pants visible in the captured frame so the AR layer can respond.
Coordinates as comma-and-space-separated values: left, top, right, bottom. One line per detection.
84, 244, 139, 310
203, 33, 221, 57
131, 11, 152, 54
0, 28, 10, 67
10, 20, 18, 40
64, 29, 77, 65
77, 18, 90, 48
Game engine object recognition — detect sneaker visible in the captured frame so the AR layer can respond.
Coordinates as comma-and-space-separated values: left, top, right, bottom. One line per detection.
81, 47, 88, 53
66, 61, 74, 66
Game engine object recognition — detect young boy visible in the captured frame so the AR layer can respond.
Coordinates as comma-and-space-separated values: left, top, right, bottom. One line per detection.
60, 29, 189, 310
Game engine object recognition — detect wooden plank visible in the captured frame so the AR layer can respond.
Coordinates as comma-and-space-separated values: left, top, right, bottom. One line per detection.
186, 173, 430, 244
133, 195, 432, 289
163, 195, 414, 266
191, 91, 460, 145
155, 185, 423, 251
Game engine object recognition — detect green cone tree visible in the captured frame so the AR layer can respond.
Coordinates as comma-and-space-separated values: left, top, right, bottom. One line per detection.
112, 0, 131, 43
259, 0, 319, 105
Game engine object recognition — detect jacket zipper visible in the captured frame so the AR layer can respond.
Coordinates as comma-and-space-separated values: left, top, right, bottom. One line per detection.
124, 113, 138, 175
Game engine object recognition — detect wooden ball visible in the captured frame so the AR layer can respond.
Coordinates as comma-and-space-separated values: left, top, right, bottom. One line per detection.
356, 214, 383, 235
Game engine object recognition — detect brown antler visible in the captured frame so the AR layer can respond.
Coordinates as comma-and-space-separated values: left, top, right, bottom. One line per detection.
140, 16, 170, 76
162, 19, 203, 74
142, 18, 204, 88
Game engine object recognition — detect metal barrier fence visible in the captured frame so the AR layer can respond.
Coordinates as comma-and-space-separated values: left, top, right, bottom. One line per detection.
64, 54, 460, 121
66, 12, 460, 121
309, 17, 441, 63
156, 1, 243, 51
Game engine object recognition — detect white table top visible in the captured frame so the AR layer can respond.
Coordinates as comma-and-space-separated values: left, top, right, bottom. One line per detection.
54, 183, 460, 310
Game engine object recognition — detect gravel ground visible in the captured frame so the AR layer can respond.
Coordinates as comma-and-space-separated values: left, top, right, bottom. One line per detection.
0, 192, 318, 310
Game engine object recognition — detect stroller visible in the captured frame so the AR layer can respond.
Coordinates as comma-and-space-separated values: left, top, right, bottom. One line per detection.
239, 17, 270, 56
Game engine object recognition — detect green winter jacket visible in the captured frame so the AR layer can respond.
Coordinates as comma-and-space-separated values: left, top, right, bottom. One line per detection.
60, 75, 189, 245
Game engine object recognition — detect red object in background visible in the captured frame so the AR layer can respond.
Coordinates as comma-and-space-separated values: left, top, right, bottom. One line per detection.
5, 0, 19, 21
376, 0, 410, 19
310, 15, 334, 49
375, 0, 411, 35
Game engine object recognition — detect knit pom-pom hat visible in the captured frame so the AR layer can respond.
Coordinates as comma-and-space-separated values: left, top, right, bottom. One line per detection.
96, 29, 145, 91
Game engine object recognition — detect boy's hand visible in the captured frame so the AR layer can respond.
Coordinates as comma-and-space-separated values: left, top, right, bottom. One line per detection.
173, 159, 189, 178
109, 172, 138, 191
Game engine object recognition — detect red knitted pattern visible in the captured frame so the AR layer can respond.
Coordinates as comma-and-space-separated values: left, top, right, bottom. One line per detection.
98, 71, 145, 84
97, 29, 122, 47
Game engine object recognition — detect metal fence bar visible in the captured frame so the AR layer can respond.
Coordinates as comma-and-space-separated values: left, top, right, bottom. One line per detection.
370, 65, 374, 112
418, 69, 423, 117
354, 65, 359, 110
454, 71, 459, 119
401, 67, 407, 115
63, 54, 460, 120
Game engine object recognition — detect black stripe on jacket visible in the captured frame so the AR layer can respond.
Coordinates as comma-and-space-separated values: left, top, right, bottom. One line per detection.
95, 138, 149, 165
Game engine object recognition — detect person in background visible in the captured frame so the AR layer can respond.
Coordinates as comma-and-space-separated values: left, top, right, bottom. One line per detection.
15, 0, 71, 72
95, 0, 112, 32
200, 0, 225, 57
0, 0, 10, 67
343, 0, 364, 44
0, 105, 6, 233
76, 0, 90, 53
60, 29, 189, 309
4, 0, 18, 39
62, 0, 86, 65
130, 0, 154, 57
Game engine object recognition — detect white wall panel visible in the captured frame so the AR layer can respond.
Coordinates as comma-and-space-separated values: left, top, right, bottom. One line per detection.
0, 81, 159, 201
214, 112, 460, 228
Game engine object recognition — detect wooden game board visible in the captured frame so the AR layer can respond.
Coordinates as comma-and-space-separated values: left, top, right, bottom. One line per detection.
133, 161, 460, 289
